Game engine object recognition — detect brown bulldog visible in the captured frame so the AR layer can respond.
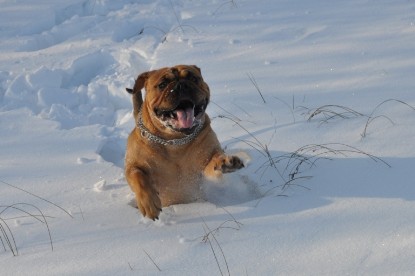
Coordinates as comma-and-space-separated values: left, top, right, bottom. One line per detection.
125, 65, 244, 220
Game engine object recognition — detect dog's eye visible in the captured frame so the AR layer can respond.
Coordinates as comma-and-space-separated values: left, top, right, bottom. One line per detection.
158, 80, 168, 90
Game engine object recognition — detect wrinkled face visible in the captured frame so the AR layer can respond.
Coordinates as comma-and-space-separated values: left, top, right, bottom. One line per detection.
145, 65, 210, 134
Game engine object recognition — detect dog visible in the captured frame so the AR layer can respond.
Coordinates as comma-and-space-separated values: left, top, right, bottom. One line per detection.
125, 65, 244, 220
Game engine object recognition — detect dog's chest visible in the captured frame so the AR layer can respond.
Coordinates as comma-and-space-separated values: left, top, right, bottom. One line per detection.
150, 148, 206, 205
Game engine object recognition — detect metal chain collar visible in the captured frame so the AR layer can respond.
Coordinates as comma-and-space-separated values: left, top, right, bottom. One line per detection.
136, 109, 205, 146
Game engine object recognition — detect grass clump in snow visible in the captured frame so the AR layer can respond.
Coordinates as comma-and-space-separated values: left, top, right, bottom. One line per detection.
214, 90, 398, 198
302, 98, 415, 137
0, 203, 53, 256
361, 99, 415, 138
0, 179, 73, 256
257, 143, 391, 197
201, 208, 242, 276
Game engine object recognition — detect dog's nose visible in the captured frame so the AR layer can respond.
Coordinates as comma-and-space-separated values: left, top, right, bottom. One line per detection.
170, 82, 181, 93
171, 81, 191, 94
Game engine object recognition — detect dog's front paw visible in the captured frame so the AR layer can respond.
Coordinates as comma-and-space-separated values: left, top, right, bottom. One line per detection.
136, 188, 162, 221
215, 155, 244, 173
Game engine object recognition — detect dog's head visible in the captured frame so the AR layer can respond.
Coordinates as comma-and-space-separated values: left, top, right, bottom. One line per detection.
128, 65, 210, 135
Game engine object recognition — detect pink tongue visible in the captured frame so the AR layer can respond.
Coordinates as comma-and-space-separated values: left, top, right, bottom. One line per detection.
175, 108, 194, 129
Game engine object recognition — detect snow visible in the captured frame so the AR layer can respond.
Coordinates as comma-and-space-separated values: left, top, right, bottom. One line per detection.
1, 0, 415, 275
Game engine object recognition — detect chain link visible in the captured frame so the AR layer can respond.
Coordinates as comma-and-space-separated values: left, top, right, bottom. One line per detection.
136, 109, 205, 146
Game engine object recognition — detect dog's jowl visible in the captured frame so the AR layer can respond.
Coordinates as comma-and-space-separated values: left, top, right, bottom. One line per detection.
125, 65, 244, 220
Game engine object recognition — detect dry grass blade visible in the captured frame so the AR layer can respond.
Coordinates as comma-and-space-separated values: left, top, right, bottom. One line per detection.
143, 249, 162, 272
220, 207, 243, 228
218, 115, 274, 160
209, 229, 230, 276
199, 208, 243, 243
1, 214, 55, 221
139, 25, 167, 37
168, 0, 184, 33
139, 24, 198, 43
287, 143, 391, 171
0, 179, 73, 219
301, 99, 415, 137
247, 72, 266, 103
272, 96, 296, 123
324, 143, 391, 167
0, 217, 18, 256
280, 176, 313, 191
139, 25, 168, 43
197, 210, 241, 275
213, 0, 238, 15
256, 142, 390, 197
305, 104, 364, 124
201, 218, 243, 242
232, 136, 268, 158
202, 218, 230, 276
0, 203, 54, 254
203, 227, 223, 276
231, 102, 252, 118
255, 175, 312, 205
217, 115, 266, 150
211, 101, 242, 122
361, 99, 415, 137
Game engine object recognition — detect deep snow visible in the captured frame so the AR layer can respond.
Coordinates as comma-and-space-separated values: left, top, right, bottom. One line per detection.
1, 0, 415, 275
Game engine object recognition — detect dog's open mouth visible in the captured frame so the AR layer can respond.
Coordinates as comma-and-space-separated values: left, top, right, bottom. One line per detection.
155, 100, 207, 133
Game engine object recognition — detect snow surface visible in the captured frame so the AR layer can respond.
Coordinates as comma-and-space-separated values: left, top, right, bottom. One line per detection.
1, 0, 415, 275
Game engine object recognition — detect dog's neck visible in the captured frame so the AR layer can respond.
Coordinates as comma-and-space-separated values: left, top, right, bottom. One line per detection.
136, 109, 205, 146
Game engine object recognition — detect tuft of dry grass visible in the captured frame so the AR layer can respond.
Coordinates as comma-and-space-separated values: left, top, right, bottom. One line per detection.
259, 143, 390, 196
201, 208, 243, 242
0, 179, 72, 256
302, 98, 415, 138
302, 104, 364, 124
138, 24, 198, 43
213, 83, 406, 199
187, 208, 243, 276
0, 179, 73, 219
212, 0, 238, 16
361, 99, 415, 138
0, 203, 54, 256
202, 217, 232, 276
138, 0, 199, 43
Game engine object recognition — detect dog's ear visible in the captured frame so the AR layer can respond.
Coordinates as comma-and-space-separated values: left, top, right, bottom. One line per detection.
126, 71, 151, 94
133, 71, 151, 94
126, 71, 153, 123
191, 65, 201, 74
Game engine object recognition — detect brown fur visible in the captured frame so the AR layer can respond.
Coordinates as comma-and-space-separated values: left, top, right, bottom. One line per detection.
125, 65, 243, 220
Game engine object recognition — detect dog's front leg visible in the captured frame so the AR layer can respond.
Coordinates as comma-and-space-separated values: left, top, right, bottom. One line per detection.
204, 152, 244, 179
125, 166, 162, 220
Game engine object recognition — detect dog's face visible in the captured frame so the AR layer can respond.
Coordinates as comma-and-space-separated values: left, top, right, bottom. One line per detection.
141, 65, 210, 134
